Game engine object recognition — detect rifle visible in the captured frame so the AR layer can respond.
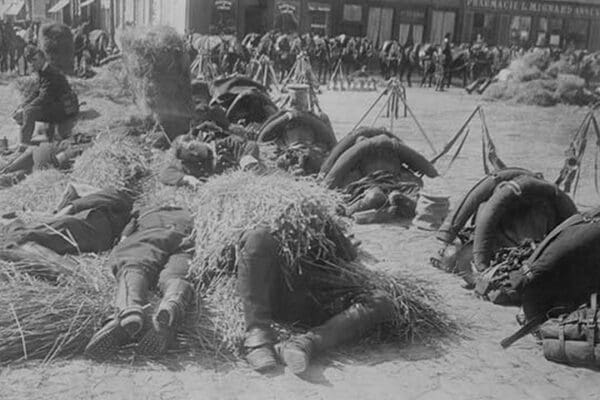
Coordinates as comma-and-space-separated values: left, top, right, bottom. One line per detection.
500, 314, 546, 349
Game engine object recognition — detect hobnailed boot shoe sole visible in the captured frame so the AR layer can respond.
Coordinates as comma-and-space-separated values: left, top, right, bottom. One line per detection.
120, 311, 144, 338
85, 318, 131, 361
136, 310, 175, 356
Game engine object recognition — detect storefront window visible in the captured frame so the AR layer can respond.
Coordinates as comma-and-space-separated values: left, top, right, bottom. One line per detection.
398, 9, 425, 46
308, 2, 331, 36
343, 4, 362, 22
565, 19, 589, 49
510, 15, 531, 46
472, 13, 497, 45
538, 17, 562, 47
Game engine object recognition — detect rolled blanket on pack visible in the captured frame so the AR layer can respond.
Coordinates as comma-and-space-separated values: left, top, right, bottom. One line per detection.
540, 294, 600, 367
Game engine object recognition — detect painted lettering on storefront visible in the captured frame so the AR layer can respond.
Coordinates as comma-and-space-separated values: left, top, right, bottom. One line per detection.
466, 0, 600, 18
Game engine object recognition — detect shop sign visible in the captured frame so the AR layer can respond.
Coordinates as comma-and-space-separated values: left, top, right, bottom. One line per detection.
215, 0, 233, 11
466, 0, 600, 18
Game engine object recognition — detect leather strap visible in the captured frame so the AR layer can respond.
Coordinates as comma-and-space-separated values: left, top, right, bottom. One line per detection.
587, 293, 598, 363
558, 323, 567, 361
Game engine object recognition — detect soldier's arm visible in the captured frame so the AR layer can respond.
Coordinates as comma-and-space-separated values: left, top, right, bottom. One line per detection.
68, 189, 133, 215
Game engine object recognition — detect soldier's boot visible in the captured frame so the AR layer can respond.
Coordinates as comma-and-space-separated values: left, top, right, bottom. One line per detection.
244, 326, 278, 372
137, 278, 194, 356
280, 293, 396, 374
85, 269, 149, 360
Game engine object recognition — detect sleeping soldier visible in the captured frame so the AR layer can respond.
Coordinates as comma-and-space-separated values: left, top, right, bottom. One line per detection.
159, 125, 260, 187
85, 206, 196, 359
236, 227, 396, 374
0, 141, 87, 188
1, 185, 133, 256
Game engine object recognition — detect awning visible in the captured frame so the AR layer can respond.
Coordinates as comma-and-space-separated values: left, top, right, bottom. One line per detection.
80, 0, 96, 8
49, 0, 71, 13
0, 3, 12, 15
4, 1, 24, 16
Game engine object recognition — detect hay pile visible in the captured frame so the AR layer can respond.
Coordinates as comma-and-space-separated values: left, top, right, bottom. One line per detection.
0, 255, 113, 364
39, 23, 74, 75
187, 171, 453, 354
484, 49, 598, 106
0, 170, 70, 218
120, 26, 193, 139
69, 60, 132, 104
71, 130, 151, 191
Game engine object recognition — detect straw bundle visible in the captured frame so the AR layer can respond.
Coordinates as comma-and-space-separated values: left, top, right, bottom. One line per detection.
70, 131, 151, 191
0, 170, 70, 218
120, 26, 193, 139
0, 254, 113, 364
187, 171, 452, 354
484, 50, 595, 106
38, 23, 74, 75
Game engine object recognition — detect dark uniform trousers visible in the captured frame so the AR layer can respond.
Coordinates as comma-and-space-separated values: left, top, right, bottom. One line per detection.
108, 207, 194, 295
236, 227, 331, 331
3, 189, 133, 255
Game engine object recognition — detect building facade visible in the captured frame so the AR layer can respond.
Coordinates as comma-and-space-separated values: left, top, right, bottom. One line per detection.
236, 0, 463, 47
4, 0, 600, 51
461, 0, 600, 50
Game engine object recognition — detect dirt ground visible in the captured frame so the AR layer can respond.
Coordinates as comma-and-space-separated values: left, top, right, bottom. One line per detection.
0, 75, 599, 400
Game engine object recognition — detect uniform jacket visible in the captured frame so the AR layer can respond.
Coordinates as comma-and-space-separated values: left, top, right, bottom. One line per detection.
24, 64, 71, 111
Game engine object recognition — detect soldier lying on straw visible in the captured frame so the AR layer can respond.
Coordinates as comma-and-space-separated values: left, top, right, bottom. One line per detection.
159, 122, 260, 188
85, 206, 196, 359
0, 140, 88, 189
190, 171, 451, 375
1, 184, 133, 261
237, 227, 396, 374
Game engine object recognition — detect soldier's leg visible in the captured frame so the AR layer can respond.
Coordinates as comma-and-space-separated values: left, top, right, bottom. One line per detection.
20, 105, 47, 145
236, 227, 283, 371
85, 232, 174, 360
138, 252, 194, 355
280, 290, 396, 374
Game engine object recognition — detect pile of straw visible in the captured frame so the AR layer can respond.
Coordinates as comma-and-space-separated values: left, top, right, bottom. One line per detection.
0, 254, 113, 364
69, 60, 132, 104
484, 49, 597, 106
120, 26, 193, 139
39, 23, 74, 75
187, 171, 453, 354
71, 130, 151, 191
0, 170, 69, 218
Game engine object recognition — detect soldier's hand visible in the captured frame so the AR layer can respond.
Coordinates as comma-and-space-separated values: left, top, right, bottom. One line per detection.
182, 175, 203, 188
